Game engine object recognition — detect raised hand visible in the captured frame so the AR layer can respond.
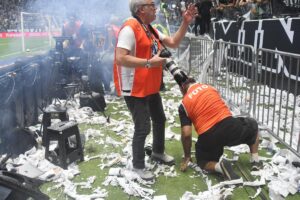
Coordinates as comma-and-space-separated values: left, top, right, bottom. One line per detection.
182, 3, 198, 24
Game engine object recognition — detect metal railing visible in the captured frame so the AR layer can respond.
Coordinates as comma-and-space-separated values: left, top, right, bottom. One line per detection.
254, 48, 300, 156
179, 36, 300, 157
209, 41, 256, 116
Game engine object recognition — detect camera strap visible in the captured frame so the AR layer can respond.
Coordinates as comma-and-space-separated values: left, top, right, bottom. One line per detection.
148, 25, 169, 50
133, 15, 168, 50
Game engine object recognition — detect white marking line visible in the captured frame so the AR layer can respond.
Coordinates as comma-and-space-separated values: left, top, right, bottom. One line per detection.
0, 39, 49, 46
0, 51, 21, 58
0, 43, 10, 46
0, 45, 49, 58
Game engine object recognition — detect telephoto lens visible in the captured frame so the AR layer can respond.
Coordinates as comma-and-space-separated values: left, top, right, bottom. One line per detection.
165, 58, 188, 86
159, 48, 189, 86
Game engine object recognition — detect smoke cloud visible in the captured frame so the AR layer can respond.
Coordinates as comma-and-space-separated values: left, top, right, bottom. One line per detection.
27, 0, 131, 27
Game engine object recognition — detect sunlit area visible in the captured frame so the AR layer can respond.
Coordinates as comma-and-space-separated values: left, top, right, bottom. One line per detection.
0, 0, 300, 200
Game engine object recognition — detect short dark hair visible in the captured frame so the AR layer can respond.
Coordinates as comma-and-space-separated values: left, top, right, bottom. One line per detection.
180, 77, 196, 95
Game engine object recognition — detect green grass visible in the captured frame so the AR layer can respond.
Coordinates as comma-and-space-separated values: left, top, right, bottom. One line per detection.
2, 35, 299, 200
0, 37, 52, 60
37, 87, 300, 200
1, 42, 293, 199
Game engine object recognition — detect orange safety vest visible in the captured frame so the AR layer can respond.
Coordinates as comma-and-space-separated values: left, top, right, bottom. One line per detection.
113, 18, 162, 97
182, 83, 232, 135
62, 21, 82, 48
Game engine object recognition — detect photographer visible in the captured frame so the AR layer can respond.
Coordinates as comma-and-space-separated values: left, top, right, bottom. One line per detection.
114, 0, 197, 181
62, 14, 83, 57
178, 77, 262, 180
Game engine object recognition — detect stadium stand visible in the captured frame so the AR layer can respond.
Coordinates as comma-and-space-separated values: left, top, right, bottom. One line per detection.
0, 0, 40, 32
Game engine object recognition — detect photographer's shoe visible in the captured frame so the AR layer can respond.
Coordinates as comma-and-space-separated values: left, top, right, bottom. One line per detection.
144, 145, 152, 156
132, 168, 154, 181
251, 161, 263, 171
151, 152, 175, 165
220, 159, 240, 180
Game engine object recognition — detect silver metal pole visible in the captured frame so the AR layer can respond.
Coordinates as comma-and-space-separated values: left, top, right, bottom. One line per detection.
21, 12, 25, 52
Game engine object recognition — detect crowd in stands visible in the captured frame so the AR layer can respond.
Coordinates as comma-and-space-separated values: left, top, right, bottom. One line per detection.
213, 0, 272, 20
0, 0, 43, 32
159, 0, 195, 25
157, 0, 274, 35
0, 0, 129, 33
0, 0, 299, 33
159, 0, 273, 25
0, 0, 21, 31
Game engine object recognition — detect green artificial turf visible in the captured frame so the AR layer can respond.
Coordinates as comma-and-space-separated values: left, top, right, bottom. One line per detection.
38, 83, 300, 200
1, 38, 297, 199
0, 37, 52, 60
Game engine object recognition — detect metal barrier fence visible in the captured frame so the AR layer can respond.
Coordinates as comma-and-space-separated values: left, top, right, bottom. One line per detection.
183, 37, 300, 157
175, 37, 214, 78
254, 48, 300, 156
209, 41, 256, 116
190, 37, 214, 77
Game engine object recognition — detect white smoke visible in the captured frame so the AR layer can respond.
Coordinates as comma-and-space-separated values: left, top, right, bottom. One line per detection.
27, 0, 130, 27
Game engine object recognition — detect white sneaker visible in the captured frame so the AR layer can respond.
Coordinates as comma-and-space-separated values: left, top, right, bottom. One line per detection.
132, 168, 154, 181
251, 160, 263, 171
151, 152, 175, 165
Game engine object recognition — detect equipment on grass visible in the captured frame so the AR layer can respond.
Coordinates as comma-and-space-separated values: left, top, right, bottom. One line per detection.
79, 92, 106, 112
44, 121, 84, 169
79, 75, 109, 122
0, 155, 49, 200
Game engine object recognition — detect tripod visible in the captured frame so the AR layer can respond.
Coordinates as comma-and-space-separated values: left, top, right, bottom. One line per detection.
79, 74, 110, 123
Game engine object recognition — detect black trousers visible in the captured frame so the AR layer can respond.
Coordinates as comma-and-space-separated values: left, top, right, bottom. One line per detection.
195, 15, 211, 35
194, 16, 201, 36
199, 15, 211, 35
195, 117, 258, 168
124, 93, 166, 169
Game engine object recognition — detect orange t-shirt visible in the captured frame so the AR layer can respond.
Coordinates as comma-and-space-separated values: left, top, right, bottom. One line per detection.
182, 83, 232, 135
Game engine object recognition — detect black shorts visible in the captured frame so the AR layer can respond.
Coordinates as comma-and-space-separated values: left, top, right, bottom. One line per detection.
195, 116, 258, 168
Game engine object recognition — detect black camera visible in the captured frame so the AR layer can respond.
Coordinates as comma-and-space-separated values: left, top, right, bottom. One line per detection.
159, 48, 172, 58
160, 48, 188, 86
53, 36, 72, 52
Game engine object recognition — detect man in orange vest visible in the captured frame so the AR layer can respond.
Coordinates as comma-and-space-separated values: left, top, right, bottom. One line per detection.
178, 77, 262, 180
62, 14, 83, 52
114, 0, 197, 181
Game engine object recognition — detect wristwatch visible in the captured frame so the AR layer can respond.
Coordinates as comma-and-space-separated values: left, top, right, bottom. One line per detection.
145, 59, 151, 68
